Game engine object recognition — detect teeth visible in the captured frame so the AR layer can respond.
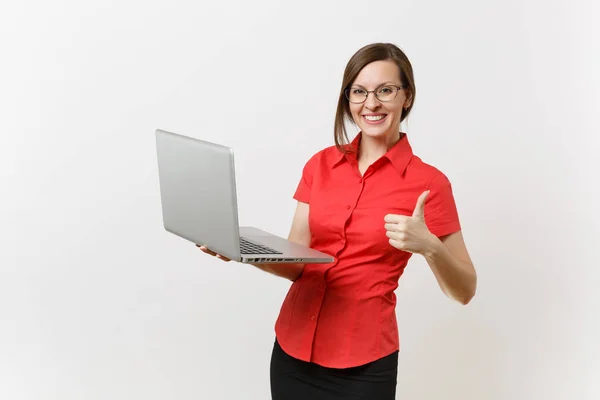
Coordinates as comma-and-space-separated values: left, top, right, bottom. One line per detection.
365, 115, 385, 121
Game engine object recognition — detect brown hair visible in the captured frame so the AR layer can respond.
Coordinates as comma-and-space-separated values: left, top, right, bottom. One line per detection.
334, 43, 416, 153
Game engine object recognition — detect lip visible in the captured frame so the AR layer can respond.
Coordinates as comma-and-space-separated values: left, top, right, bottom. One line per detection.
362, 114, 388, 125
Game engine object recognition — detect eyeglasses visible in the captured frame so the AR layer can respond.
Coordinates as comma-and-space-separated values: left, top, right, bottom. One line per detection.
344, 84, 407, 104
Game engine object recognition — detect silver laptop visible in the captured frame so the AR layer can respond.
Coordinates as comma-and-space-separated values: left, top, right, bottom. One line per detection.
155, 129, 334, 264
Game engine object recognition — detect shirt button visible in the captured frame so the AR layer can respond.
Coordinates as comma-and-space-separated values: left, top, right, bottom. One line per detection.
310, 315, 316, 321
346, 205, 351, 210
359, 178, 363, 183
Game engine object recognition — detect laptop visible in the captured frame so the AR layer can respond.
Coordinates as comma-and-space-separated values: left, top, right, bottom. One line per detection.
155, 129, 334, 264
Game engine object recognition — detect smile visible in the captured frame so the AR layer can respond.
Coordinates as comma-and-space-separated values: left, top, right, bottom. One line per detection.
363, 114, 388, 124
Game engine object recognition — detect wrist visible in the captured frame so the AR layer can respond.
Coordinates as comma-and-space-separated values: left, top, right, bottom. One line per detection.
422, 233, 442, 260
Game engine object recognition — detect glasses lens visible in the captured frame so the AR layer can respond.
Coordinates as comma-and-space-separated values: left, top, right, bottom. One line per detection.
347, 88, 367, 103
376, 86, 398, 101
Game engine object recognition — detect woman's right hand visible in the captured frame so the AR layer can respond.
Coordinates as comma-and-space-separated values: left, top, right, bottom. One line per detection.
195, 244, 232, 262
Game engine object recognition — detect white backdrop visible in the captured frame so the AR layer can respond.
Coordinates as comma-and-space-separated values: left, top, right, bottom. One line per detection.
1, 0, 598, 399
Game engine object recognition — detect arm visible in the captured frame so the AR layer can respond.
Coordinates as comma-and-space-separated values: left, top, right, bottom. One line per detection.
248, 201, 310, 281
423, 230, 477, 305
385, 190, 477, 305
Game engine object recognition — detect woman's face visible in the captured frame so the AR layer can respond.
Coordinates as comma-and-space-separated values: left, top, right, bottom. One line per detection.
348, 60, 410, 140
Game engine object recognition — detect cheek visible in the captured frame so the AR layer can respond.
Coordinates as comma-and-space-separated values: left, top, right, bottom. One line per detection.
385, 101, 403, 114
385, 104, 404, 121
349, 105, 362, 122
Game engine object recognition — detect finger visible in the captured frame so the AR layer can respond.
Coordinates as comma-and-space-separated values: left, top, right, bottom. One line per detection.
197, 245, 217, 256
216, 254, 231, 262
384, 222, 404, 232
384, 213, 409, 224
412, 190, 430, 218
386, 230, 406, 241
388, 238, 404, 250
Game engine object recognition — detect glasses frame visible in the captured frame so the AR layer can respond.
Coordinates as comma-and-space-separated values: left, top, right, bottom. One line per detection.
344, 84, 407, 104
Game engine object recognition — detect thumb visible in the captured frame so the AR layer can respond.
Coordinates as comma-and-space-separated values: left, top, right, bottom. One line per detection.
412, 190, 430, 218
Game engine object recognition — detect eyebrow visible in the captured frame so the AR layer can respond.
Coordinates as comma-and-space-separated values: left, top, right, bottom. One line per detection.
350, 81, 399, 88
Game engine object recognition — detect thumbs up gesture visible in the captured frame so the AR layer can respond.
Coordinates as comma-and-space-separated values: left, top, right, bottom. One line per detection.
384, 190, 436, 255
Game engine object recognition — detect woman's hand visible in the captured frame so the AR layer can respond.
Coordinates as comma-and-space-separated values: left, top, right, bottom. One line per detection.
196, 244, 305, 281
384, 190, 437, 255
195, 244, 232, 262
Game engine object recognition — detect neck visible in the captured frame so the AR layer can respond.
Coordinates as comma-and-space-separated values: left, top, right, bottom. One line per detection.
358, 131, 403, 164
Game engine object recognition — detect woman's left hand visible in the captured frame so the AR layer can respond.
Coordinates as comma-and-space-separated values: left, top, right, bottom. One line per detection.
384, 190, 437, 255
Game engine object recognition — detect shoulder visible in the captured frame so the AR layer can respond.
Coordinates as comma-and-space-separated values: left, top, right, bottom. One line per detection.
301, 144, 342, 169
407, 155, 453, 189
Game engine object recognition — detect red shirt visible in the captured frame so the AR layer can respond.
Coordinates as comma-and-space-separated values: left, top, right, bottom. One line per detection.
274, 132, 461, 368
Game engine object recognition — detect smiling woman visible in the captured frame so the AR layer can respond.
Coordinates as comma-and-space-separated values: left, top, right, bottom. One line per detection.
269, 43, 477, 400
197, 42, 476, 400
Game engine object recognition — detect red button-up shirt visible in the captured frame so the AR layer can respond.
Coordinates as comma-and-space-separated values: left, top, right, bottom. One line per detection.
274, 132, 461, 368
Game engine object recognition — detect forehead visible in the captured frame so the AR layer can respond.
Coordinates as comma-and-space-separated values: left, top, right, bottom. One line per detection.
352, 60, 401, 87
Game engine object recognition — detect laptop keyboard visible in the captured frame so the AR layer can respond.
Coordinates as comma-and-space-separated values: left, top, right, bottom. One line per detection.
240, 237, 282, 255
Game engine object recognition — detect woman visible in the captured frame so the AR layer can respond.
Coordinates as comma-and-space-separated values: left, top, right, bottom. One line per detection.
198, 42, 477, 400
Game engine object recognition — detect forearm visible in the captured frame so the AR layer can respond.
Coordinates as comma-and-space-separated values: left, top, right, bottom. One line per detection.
423, 236, 477, 304
249, 262, 305, 281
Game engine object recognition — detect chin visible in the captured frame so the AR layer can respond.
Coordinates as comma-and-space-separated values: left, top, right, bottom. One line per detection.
360, 125, 391, 138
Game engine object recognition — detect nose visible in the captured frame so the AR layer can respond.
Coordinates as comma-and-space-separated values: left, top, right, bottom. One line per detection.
364, 91, 380, 109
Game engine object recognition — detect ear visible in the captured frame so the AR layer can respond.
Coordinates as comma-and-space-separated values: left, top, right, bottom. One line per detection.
404, 94, 413, 109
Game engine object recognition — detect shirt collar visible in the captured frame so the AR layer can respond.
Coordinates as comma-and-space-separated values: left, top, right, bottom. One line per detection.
333, 132, 414, 175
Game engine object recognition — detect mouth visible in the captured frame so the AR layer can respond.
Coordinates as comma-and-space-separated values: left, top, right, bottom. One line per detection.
362, 114, 388, 125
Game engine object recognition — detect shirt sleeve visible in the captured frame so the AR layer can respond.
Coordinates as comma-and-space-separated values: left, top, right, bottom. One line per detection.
424, 172, 462, 238
293, 152, 320, 203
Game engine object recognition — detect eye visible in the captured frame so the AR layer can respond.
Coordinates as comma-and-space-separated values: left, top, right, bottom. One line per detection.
378, 86, 394, 94
351, 88, 367, 95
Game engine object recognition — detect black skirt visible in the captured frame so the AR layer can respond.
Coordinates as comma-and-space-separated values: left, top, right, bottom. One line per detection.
270, 339, 398, 400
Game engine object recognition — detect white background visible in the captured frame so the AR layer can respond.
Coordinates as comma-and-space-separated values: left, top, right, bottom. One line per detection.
1, 0, 598, 399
